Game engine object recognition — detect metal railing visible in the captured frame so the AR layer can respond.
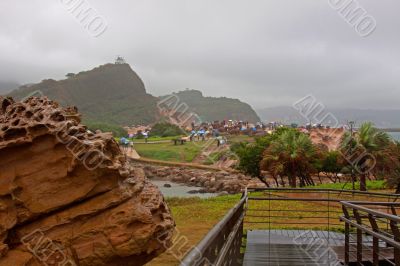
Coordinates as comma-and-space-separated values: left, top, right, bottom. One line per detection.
181, 188, 400, 265
245, 188, 400, 231
180, 191, 247, 266
341, 201, 400, 265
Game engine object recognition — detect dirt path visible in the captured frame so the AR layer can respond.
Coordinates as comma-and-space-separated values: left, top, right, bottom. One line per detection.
125, 148, 140, 159
191, 140, 231, 165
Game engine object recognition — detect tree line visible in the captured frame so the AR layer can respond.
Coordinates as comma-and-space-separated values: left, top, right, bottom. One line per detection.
231, 123, 400, 192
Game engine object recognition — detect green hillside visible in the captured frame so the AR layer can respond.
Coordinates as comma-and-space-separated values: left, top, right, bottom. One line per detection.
8, 63, 158, 126
8, 64, 260, 126
161, 89, 260, 123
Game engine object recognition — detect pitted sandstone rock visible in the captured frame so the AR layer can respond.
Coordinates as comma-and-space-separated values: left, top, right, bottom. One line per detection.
0, 97, 174, 266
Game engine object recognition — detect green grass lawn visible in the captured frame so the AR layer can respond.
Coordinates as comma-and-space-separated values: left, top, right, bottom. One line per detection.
306, 180, 387, 190
147, 195, 240, 266
148, 194, 343, 266
116, 135, 185, 143
134, 141, 204, 162
139, 136, 185, 142
226, 135, 255, 144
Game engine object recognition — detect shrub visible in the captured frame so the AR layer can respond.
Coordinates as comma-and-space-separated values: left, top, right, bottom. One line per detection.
150, 122, 184, 137
85, 121, 127, 137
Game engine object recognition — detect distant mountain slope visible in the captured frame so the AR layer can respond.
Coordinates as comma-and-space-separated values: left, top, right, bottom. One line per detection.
257, 106, 400, 128
161, 89, 260, 123
7, 64, 260, 126
8, 64, 159, 125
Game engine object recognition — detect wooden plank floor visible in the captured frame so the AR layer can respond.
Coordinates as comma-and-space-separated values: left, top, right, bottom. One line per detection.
243, 230, 343, 266
332, 245, 394, 265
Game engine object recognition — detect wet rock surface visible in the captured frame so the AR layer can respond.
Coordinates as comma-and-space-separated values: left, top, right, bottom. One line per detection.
0, 97, 174, 266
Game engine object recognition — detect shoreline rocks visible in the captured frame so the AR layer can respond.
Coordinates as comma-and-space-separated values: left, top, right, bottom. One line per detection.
133, 163, 265, 194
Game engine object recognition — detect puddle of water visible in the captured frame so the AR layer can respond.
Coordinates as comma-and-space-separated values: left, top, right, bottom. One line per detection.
150, 180, 217, 198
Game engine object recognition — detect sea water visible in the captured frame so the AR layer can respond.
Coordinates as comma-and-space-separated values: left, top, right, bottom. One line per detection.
388, 132, 400, 141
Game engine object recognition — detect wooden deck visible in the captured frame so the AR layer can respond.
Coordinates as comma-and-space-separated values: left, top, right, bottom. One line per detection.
243, 230, 344, 265
332, 246, 394, 265
243, 230, 396, 265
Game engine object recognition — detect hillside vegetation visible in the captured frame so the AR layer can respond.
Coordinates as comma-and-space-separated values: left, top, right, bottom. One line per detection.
9, 64, 159, 125
8, 64, 261, 127
161, 89, 260, 123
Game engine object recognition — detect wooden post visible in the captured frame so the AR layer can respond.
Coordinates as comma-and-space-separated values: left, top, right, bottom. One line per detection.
390, 220, 400, 265
368, 214, 380, 266
342, 205, 351, 265
353, 209, 363, 265
345, 222, 350, 265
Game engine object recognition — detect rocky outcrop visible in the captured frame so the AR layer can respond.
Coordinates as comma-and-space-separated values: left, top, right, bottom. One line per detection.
309, 128, 345, 151
0, 97, 174, 265
137, 164, 265, 194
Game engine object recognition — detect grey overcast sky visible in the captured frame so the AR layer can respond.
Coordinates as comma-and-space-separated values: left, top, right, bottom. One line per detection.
0, 0, 399, 109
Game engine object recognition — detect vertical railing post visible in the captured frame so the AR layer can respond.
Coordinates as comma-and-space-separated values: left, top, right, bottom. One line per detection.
390, 205, 400, 265
342, 205, 351, 265
344, 222, 350, 265
390, 220, 400, 265
353, 209, 363, 265
368, 214, 380, 266
391, 205, 398, 216
237, 216, 244, 265
327, 190, 331, 263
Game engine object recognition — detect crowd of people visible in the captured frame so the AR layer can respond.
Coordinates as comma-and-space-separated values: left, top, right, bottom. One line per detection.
119, 119, 273, 151
189, 120, 268, 137
119, 129, 150, 151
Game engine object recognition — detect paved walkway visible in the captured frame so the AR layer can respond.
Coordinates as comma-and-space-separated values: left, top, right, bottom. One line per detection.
124, 148, 140, 159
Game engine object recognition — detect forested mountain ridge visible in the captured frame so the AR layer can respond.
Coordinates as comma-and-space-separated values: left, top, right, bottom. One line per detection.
161, 89, 260, 123
8, 64, 159, 125
8, 64, 261, 126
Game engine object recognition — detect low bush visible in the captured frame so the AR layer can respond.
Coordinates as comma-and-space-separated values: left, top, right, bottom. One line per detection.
150, 122, 184, 137
85, 121, 127, 137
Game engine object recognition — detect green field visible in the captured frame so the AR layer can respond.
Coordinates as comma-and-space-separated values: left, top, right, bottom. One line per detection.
115, 136, 184, 143
306, 180, 386, 190
147, 195, 240, 266
226, 134, 255, 144
120, 134, 257, 163
134, 141, 205, 162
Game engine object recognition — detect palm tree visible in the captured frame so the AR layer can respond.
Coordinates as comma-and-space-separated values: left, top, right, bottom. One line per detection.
340, 122, 391, 191
260, 129, 317, 187
374, 141, 400, 192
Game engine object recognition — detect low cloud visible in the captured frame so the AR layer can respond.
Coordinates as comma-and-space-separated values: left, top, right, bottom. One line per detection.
0, 0, 399, 109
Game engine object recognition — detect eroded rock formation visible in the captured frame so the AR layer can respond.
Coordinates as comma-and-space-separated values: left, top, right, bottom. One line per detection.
137, 163, 265, 194
0, 97, 174, 265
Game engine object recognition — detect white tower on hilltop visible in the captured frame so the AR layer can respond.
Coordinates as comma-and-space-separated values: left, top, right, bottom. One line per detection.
115, 56, 126, 64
